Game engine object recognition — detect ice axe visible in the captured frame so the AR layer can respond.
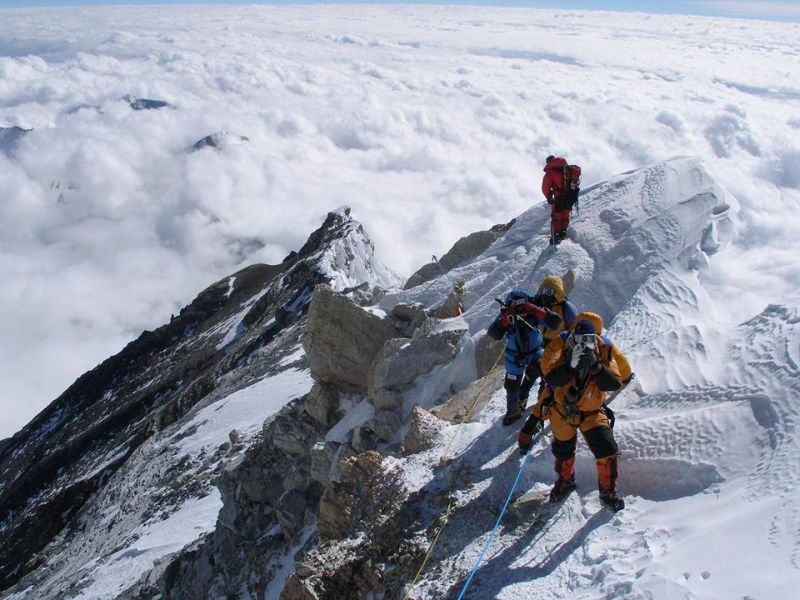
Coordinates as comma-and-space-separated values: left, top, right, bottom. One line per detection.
494, 297, 537, 331
601, 373, 637, 429
604, 373, 636, 406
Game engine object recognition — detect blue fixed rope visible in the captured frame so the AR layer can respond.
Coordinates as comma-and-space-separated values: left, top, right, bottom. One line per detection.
455, 452, 530, 600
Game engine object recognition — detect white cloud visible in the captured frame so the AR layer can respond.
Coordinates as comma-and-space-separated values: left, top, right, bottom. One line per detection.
691, 1, 800, 18
1, 4, 800, 437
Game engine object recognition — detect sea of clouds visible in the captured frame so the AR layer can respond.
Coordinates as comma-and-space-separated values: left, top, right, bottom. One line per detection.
1, 5, 799, 437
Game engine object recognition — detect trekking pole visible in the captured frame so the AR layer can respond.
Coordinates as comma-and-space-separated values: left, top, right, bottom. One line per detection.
514, 314, 538, 332
494, 298, 538, 333
604, 373, 635, 406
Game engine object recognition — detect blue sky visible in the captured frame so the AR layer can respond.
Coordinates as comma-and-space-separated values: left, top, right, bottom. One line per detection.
1, 1, 800, 22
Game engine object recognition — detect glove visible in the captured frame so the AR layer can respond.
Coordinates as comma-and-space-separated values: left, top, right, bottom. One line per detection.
589, 359, 603, 375
518, 432, 533, 455
500, 311, 514, 329
576, 351, 599, 375
521, 303, 547, 319
569, 344, 586, 369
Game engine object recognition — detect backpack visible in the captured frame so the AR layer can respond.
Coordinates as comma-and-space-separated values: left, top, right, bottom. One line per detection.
555, 164, 581, 211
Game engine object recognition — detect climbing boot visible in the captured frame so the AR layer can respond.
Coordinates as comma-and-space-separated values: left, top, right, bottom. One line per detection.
597, 454, 624, 512
549, 457, 576, 502
599, 491, 625, 512
502, 408, 522, 426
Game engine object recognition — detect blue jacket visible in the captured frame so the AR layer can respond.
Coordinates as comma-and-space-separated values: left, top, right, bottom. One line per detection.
488, 289, 560, 375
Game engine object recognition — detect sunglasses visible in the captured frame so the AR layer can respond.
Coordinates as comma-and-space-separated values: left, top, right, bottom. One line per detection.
539, 287, 555, 297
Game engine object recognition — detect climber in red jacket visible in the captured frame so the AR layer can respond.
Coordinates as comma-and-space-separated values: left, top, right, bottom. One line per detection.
542, 155, 581, 244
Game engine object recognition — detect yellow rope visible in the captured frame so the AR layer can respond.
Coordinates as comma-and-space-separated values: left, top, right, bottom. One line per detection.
402, 344, 506, 600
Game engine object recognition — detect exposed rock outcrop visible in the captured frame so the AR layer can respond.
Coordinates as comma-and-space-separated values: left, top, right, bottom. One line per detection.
474, 333, 505, 378
157, 398, 327, 599
366, 323, 466, 442
281, 454, 427, 600
430, 367, 504, 423
0, 126, 30, 157
371, 328, 463, 392
0, 210, 392, 595
318, 450, 405, 540
303, 284, 399, 391
390, 302, 428, 337
122, 94, 172, 110
190, 132, 250, 152
403, 220, 515, 289
400, 406, 446, 455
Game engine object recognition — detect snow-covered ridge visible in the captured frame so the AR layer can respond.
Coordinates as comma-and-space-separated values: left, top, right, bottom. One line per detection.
269, 156, 797, 600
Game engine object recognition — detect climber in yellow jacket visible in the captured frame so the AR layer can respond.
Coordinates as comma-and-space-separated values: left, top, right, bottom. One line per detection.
518, 311, 632, 511
521, 275, 578, 426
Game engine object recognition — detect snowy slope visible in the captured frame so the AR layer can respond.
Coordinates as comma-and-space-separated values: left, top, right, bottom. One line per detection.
377, 157, 799, 599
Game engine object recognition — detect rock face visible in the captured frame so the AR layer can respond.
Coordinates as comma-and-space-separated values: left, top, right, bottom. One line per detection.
431, 368, 504, 423
0, 126, 30, 157
302, 282, 468, 443
318, 450, 405, 540
303, 285, 398, 391
122, 94, 172, 110
157, 399, 327, 599
366, 322, 466, 442
279, 448, 426, 600
474, 332, 505, 378
401, 406, 446, 455
390, 303, 428, 336
404, 220, 514, 289
190, 132, 250, 152
372, 329, 462, 392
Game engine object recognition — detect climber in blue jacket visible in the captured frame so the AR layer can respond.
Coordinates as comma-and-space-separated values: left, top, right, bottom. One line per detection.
487, 288, 563, 425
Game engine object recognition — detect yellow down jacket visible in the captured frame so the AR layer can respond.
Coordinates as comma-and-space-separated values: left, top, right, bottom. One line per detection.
540, 311, 631, 419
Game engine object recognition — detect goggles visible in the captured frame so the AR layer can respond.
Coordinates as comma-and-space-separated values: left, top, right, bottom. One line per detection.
538, 287, 555, 297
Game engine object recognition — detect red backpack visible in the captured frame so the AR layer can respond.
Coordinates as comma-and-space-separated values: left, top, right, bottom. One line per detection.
556, 164, 581, 210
